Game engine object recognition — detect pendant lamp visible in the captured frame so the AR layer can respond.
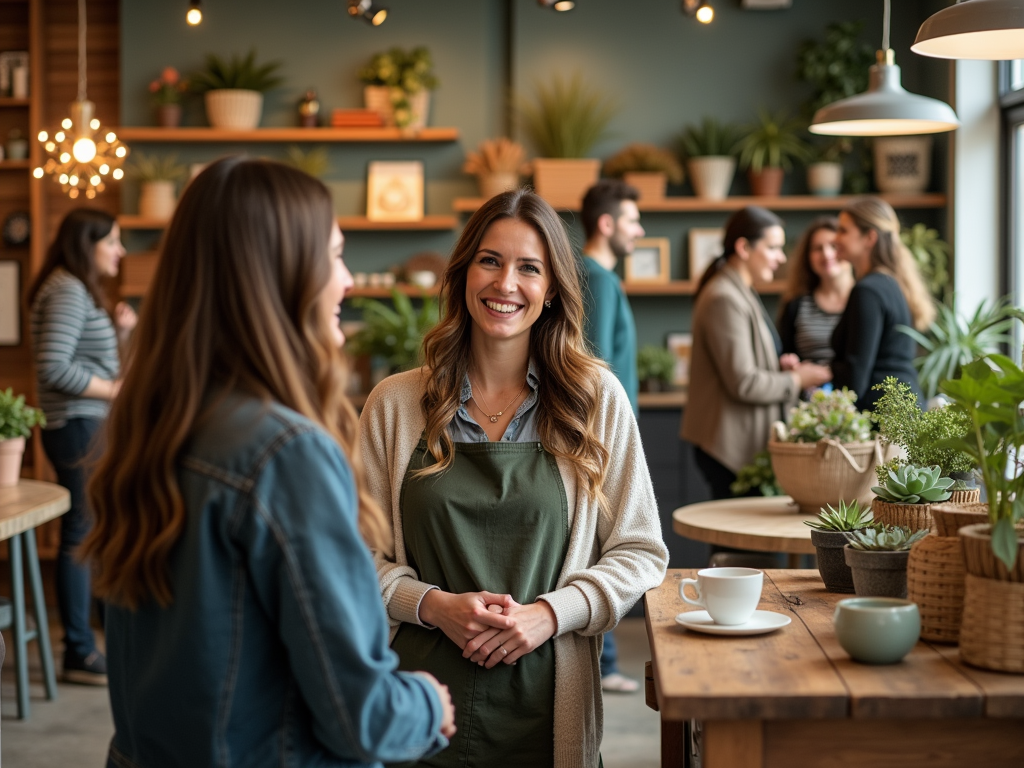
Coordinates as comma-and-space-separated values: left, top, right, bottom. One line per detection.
912, 0, 1024, 60
33, 0, 129, 199
810, 0, 960, 137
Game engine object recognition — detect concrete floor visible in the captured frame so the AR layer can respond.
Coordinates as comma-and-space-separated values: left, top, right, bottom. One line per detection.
1, 618, 659, 767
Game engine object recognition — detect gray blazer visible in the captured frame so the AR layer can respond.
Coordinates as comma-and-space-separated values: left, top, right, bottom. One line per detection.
681, 265, 798, 474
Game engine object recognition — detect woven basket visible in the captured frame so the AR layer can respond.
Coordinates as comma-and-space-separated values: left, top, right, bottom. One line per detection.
872, 499, 934, 532
959, 523, 1024, 582
906, 534, 966, 643
948, 488, 981, 505
930, 502, 989, 537
959, 573, 1024, 673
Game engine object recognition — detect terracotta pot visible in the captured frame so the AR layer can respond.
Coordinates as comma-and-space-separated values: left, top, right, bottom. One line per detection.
0, 436, 26, 487
748, 167, 784, 197
531, 158, 600, 210
810, 528, 856, 593
844, 546, 911, 599
477, 172, 519, 201
686, 156, 734, 200
807, 162, 842, 196
623, 171, 667, 202
363, 86, 430, 129
157, 103, 182, 128
205, 89, 263, 129
139, 181, 176, 221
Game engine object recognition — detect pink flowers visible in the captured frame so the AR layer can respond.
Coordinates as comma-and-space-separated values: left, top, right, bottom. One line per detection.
149, 67, 189, 105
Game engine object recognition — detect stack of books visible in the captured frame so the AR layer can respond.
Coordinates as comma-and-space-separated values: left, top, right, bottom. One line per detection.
331, 109, 385, 128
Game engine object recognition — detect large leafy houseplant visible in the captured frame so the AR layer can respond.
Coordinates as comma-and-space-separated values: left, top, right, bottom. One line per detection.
517, 73, 617, 159
347, 290, 439, 373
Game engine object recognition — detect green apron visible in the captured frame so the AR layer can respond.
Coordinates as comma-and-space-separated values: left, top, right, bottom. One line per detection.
392, 439, 569, 768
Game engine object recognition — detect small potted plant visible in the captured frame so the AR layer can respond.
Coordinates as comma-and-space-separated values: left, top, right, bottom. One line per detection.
359, 47, 438, 130
676, 117, 741, 200
517, 72, 618, 209
806, 138, 850, 196
805, 500, 875, 593
735, 109, 811, 197
0, 388, 45, 487
843, 525, 929, 598
636, 345, 675, 393
149, 66, 189, 128
128, 153, 188, 221
602, 143, 683, 202
347, 290, 439, 387
462, 137, 528, 200
871, 465, 955, 533
191, 49, 283, 130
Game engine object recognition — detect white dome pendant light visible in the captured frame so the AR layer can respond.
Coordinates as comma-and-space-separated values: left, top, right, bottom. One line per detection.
913, 0, 1024, 60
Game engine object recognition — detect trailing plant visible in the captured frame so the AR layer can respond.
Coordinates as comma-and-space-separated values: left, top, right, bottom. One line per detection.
901, 223, 950, 302
127, 152, 188, 183
191, 49, 283, 93
730, 450, 782, 497
898, 296, 1024, 400
871, 464, 954, 504
676, 117, 742, 159
940, 355, 1024, 569
736, 109, 812, 173
636, 345, 676, 385
347, 290, 439, 372
844, 525, 928, 552
602, 143, 684, 184
283, 145, 330, 178
804, 500, 874, 532
0, 388, 45, 440
517, 73, 618, 158
782, 387, 872, 444
462, 137, 528, 175
149, 66, 189, 106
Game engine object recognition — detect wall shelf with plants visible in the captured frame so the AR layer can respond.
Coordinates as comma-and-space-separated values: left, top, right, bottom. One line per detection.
118, 214, 458, 233
116, 126, 461, 143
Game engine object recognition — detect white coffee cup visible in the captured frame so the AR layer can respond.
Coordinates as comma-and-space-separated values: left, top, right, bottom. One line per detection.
679, 567, 763, 625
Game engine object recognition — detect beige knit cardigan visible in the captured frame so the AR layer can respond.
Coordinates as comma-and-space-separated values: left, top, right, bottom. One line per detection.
359, 366, 668, 768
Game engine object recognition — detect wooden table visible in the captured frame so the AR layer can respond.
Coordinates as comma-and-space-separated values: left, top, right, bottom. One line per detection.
673, 496, 815, 568
0, 480, 70, 719
645, 569, 1024, 768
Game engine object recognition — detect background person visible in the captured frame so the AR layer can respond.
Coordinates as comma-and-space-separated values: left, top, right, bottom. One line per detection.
81, 158, 455, 767
27, 208, 136, 685
362, 188, 668, 768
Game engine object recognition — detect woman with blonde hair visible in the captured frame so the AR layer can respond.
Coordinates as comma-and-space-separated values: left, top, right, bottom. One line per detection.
831, 196, 934, 411
361, 188, 667, 768
82, 157, 454, 767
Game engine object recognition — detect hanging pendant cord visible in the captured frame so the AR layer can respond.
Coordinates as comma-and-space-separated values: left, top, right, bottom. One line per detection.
77, 0, 87, 102
882, 0, 891, 51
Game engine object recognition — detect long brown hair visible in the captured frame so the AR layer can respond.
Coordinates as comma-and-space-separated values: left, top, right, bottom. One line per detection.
695, 206, 783, 297
842, 197, 935, 331
780, 216, 839, 306
83, 157, 391, 609
26, 208, 115, 313
418, 188, 610, 506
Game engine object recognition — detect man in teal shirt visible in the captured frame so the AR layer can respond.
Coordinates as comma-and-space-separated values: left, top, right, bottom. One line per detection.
579, 180, 645, 693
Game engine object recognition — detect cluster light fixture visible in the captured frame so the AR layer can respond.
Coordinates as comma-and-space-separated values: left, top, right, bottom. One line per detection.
187, 1, 202, 26
348, 0, 388, 25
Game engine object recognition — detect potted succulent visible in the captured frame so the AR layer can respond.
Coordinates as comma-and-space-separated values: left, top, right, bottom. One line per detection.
768, 387, 891, 514
128, 153, 188, 221
359, 47, 439, 131
805, 500, 876, 593
871, 465, 955, 533
0, 388, 45, 487
806, 138, 851, 197
843, 525, 929, 599
462, 137, 528, 200
517, 72, 618, 209
736, 109, 812, 197
602, 143, 684, 202
191, 49, 283, 130
901, 223, 951, 302
347, 289, 439, 386
149, 66, 189, 128
636, 345, 676, 393
676, 117, 741, 200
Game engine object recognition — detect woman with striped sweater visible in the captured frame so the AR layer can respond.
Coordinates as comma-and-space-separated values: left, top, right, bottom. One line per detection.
27, 209, 136, 685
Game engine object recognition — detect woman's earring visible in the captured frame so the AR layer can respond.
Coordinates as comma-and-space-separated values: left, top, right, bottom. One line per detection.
544, 300, 552, 308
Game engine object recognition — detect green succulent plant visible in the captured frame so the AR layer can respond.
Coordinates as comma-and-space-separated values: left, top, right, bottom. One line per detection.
676, 117, 742, 159
804, 500, 874, 532
844, 525, 928, 552
0, 388, 45, 440
871, 464, 954, 504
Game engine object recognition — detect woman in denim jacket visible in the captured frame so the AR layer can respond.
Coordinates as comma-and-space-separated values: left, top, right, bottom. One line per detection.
82, 157, 455, 768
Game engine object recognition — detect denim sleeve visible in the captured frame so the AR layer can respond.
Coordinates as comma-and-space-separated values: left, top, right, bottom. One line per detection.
245, 427, 447, 764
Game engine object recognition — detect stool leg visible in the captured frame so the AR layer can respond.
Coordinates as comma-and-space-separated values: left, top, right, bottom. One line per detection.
10, 533, 29, 719
25, 529, 57, 701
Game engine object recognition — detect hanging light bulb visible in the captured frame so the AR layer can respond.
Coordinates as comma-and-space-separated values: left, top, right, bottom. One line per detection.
187, 0, 203, 26
912, 0, 1024, 60
695, 3, 714, 23
34, 0, 128, 197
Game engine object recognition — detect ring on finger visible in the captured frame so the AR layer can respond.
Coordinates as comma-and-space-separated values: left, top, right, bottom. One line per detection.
500, 645, 508, 657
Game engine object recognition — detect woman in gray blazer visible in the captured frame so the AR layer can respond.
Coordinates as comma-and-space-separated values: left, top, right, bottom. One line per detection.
681, 207, 831, 499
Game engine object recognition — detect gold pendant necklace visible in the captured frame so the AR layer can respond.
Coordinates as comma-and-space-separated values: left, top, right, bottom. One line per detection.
471, 377, 528, 423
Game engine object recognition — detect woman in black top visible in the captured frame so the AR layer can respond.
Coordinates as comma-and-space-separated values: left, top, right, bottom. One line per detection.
831, 197, 934, 412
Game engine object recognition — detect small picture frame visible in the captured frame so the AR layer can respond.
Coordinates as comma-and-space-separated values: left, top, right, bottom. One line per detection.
666, 332, 693, 387
624, 237, 670, 284
366, 160, 424, 222
0, 260, 21, 346
688, 227, 724, 283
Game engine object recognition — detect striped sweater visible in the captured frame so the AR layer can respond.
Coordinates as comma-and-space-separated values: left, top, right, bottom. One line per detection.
30, 269, 119, 428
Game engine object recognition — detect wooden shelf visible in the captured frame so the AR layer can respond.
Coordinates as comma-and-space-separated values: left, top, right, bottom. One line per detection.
338, 215, 457, 231
638, 390, 688, 409
117, 215, 167, 230
453, 193, 947, 214
0, 160, 31, 170
348, 285, 439, 298
623, 279, 785, 296
0, 98, 30, 108
116, 127, 460, 143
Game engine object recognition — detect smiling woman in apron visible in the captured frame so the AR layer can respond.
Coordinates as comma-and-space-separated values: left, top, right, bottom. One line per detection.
360, 188, 668, 768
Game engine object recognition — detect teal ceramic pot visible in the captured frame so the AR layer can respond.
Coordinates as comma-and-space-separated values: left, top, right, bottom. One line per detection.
833, 598, 921, 664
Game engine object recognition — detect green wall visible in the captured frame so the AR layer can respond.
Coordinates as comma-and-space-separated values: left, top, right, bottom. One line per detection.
120, 0, 950, 344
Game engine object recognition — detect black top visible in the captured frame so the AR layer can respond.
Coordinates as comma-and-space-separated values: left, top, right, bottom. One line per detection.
779, 294, 842, 365
830, 272, 922, 412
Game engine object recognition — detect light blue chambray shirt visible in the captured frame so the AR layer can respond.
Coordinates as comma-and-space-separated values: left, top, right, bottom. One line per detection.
449, 360, 541, 443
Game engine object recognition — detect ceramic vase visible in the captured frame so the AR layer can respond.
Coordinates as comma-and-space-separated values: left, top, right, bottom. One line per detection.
205, 89, 263, 130
807, 162, 843, 196
686, 156, 734, 200
139, 181, 176, 221
157, 103, 182, 128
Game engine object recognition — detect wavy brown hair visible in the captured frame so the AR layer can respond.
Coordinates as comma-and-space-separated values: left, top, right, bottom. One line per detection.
82, 157, 391, 609
418, 188, 610, 506
780, 216, 839, 306
842, 196, 935, 331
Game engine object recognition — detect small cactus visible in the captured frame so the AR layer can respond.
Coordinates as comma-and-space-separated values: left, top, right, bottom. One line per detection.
844, 525, 929, 552
804, 500, 875, 532
871, 464, 954, 504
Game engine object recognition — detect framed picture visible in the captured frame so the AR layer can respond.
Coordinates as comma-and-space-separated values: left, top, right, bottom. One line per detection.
666, 332, 693, 387
624, 237, 670, 284
366, 160, 424, 222
688, 227, 724, 283
0, 260, 20, 346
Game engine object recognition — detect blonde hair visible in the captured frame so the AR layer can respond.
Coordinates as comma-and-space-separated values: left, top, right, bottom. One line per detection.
417, 188, 610, 507
83, 158, 391, 609
842, 197, 935, 331
780, 216, 838, 306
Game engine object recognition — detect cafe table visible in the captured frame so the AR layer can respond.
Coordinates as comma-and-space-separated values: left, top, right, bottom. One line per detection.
673, 496, 816, 568
0, 479, 70, 719
644, 569, 1024, 768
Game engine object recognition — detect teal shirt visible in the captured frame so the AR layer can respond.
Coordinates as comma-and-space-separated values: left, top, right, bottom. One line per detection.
580, 254, 639, 415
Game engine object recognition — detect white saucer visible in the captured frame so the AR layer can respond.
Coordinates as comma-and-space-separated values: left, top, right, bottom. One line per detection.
674, 610, 791, 636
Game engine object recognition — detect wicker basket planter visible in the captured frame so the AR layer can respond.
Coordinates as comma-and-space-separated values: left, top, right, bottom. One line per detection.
906, 534, 966, 643
871, 499, 935, 532
930, 502, 989, 537
843, 546, 911, 598
959, 523, 1024, 582
948, 487, 981, 505
810, 529, 856, 593
960, 574, 1024, 673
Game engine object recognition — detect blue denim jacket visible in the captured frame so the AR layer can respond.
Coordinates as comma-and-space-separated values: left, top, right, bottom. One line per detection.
106, 395, 446, 768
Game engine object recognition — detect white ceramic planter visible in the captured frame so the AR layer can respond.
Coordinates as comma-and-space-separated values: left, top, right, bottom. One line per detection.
0, 436, 25, 487
687, 156, 735, 200
363, 86, 430, 129
873, 136, 932, 194
139, 181, 177, 221
807, 162, 843, 196
205, 89, 264, 130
